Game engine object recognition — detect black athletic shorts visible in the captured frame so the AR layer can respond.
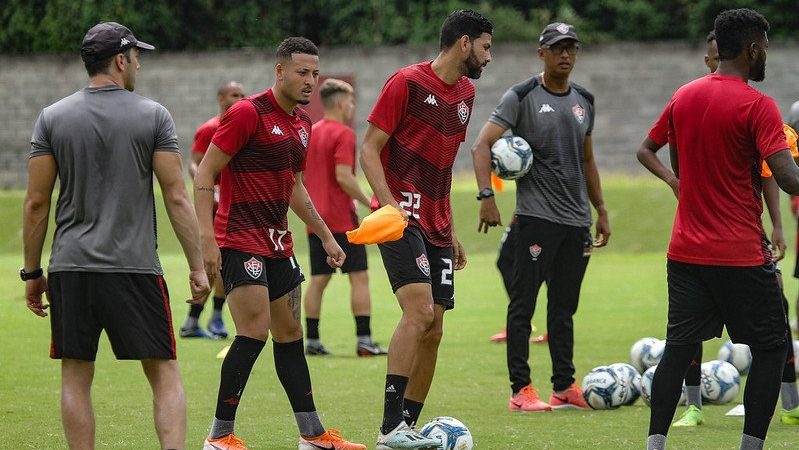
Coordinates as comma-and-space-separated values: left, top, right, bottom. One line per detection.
308, 232, 367, 275
666, 259, 787, 349
378, 225, 455, 310
220, 248, 304, 301
48, 271, 175, 361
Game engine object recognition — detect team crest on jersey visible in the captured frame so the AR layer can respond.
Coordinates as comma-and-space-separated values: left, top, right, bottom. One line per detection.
529, 244, 542, 260
572, 105, 585, 124
244, 257, 263, 279
457, 100, 469, 124
416, 254, 431, 277
298, 126, 309, 147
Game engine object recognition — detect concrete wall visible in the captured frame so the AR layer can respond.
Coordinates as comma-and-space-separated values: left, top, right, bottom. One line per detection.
2, 42, 799, 188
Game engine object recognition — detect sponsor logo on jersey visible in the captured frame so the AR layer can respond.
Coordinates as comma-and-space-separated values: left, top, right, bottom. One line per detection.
529, 244, 542, 260
572, 104, 585, 124
424, 94, 438, 106
298, 126, 309, 147
538, 103, 555, 113
458, 100, 469, 124
271, 125, 283, 135
416, 254, 431, 277
244, 256, 263, 279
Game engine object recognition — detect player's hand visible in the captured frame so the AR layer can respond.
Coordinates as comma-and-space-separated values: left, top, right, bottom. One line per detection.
202, 235, 222, 280
323, 238, 346, 268
478, 197, 502, 233
187, 269, 211, 305
771, 228, 786, 262
594, 209, 611, 247
391, 201, 411, 222
453, 237, 467, 270
25, 276, 49, 317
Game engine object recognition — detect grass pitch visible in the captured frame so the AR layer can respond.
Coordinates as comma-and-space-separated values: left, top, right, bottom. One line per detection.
0, 176, 797, 449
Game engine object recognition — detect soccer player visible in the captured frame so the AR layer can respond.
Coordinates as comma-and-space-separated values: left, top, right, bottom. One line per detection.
180, 81, 245, 339
471, 22, 610, 412
302, 78, 387, 357
637, 29, 799, 428
23, 22, 210, 449
643, 9, 799, 450
360, 10, 493, 449
195, 37, 364, 450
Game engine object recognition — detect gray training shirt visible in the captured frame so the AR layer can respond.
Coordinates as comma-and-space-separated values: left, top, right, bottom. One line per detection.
30, 85, 179, 274
489, 75, 595, 227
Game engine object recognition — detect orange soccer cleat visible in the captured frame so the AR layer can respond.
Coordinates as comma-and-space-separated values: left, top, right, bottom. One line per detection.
299, 429, 367, 450
203, 433, 248, 450
508, 385, 552, 412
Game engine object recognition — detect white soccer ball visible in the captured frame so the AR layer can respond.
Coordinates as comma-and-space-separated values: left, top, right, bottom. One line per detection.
609, 363, 642, 405
717, 340, 752, 375
419, 416, 473, 450
640, 365, 686, 407
581, 366, 624, 409
490, 135, 533, 180
642, 339, 666, 370
700, 360, 741, 404
630, 337, 661, 373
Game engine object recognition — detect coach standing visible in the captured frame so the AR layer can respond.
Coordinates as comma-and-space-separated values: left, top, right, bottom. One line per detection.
22, 22, 209, 449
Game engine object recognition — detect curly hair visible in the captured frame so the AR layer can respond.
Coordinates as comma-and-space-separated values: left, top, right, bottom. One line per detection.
714, 9, 769, 61
440, 10, 493, 50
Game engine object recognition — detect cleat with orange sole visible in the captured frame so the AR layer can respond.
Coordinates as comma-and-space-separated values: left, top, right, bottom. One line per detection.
204, 433, 248, 450
299, 429, 367, 450
509, 385, 552, 412
549, 383, 591, 410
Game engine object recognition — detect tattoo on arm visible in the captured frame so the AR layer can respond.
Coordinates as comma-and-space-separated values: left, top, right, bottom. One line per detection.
196, 186, 215, 193
288, 285, 302, 323
305, 201, 321, 221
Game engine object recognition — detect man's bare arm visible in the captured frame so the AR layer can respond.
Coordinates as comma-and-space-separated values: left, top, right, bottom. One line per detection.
637, 137, 678, 198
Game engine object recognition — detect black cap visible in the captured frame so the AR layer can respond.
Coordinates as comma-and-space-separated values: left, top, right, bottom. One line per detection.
539, 22, 580, 46
80, 22, 155, 63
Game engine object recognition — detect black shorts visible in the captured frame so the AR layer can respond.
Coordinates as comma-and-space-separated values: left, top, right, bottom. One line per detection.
308, 232, 367, 275
378, 225, 455, 310
221, 248, 305, 301
666, 259, 787, 349
48, 272, 175, 361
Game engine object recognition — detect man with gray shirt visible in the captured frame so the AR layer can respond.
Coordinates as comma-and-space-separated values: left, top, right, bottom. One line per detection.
22, 22, 209, 450
471, 22, 610, 411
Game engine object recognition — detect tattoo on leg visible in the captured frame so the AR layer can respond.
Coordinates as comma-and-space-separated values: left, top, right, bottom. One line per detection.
288, 286, 302, 323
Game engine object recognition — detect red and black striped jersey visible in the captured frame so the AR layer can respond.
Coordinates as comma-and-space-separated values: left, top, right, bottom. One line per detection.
368, 61, 475, 247
211, 89, 311, 258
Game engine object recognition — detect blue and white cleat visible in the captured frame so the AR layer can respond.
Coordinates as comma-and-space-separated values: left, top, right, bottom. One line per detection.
207, 317, 229, 339
376, 422, 440, 450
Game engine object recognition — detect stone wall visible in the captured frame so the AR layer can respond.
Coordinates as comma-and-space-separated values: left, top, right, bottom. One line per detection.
2, 42, 799, 188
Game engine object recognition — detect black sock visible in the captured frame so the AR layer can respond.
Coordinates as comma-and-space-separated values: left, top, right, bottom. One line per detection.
381, 374, 409, 434
189, 303, 204, 318
355, 315, 371, 337
274, 339, 317, 412
215, 335, 265, 420
213, 296, 226, 311
744, 343, 787, 439
306, 318, 320, 340
684, 345, 702, 386
403, 398, 424, 427
648, 343, 698, 437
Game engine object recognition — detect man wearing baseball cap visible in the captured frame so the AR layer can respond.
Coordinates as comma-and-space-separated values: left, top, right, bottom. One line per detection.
471, 21, 610, 411
23, 21, 208, 449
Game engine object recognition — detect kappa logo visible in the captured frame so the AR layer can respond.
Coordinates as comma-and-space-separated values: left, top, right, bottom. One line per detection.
120, 37, 130, 47
556, 23, 571, 34
416, 254, 431, 277
243, 257, 263, 279
424, 94, 438, 106
298, 126, 309, 147
271, 125, 283, 135
538, 103, 555, 113
529, 244, 542, 260
457, 100, 469, 124
572, 104, 585, 124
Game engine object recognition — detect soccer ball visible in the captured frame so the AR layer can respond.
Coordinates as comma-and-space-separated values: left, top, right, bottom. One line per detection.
490, 135, 533, 180
700, 360, 740, 404
642, 339, 666, 370
640, 365, 686, 407
419, 416, 473, 450
717, 340, 752, 375
630, 337, 661, 373
581, 366, 624, 409
609, 362, 642, 405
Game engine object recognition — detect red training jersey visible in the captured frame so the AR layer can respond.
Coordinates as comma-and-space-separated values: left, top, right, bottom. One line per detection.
648, 107, 670, 147
193, 116, 220, 156
662, 73, 787, 266
304, 119, 358, 234
368, 61, 475, 247
211, 89, 311, 258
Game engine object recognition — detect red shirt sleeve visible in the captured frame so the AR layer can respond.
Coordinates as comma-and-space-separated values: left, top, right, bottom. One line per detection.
367, 71, 409, 136
211, 100, 258, 156
648, 102, 671, 146
751, 96, 789, 160
192, 122, 214, 154
333, 127, 356, 167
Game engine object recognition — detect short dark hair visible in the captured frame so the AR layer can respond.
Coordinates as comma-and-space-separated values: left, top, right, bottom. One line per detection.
706, 30, 715, 43
714, 8, 769, 61
276, 37, 318, 62
84, 48, 131, 77
439, 9, 493, 50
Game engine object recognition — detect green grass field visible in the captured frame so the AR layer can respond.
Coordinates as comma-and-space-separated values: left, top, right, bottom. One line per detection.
1, 176, 797, 449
